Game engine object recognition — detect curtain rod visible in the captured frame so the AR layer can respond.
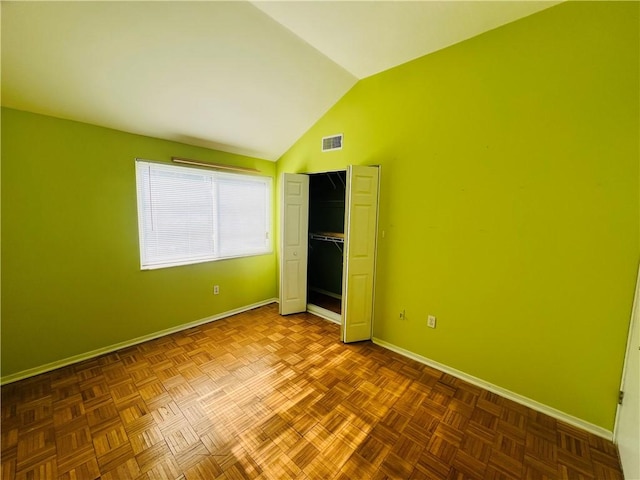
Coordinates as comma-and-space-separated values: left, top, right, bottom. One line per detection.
171, 157, 260, 173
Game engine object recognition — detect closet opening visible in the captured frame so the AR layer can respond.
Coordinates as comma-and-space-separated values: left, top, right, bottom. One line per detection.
306, 170, 346, 321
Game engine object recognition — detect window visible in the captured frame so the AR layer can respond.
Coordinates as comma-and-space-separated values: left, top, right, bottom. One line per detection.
135, 160, 272, 270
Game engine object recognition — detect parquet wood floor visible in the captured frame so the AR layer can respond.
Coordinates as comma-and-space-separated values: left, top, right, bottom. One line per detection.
1, 304, 624, 479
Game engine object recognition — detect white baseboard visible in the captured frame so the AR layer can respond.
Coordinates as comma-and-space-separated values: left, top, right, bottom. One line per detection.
307, 304, 341, 324
372, 337, 613, 441
1, 298, 278, 386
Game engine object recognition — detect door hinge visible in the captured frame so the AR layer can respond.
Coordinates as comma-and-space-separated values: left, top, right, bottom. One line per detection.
618, 390, 624, 405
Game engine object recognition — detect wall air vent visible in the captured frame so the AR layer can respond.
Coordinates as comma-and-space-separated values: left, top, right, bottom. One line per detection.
322, 134, 343, 152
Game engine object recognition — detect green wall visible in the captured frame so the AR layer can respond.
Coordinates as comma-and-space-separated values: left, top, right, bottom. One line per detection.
1, 108, 277, 377
276, 2, 639, 430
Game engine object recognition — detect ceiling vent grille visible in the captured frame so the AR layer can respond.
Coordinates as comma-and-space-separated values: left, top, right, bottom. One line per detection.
322, 134, 343, 152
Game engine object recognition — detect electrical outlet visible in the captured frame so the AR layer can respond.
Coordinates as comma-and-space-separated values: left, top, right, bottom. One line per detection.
427, 315, 436, 328
213, 285, 220, 295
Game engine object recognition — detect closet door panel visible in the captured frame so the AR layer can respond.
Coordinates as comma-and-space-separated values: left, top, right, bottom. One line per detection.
342, 165, 379, 342
279, 173, 309, 315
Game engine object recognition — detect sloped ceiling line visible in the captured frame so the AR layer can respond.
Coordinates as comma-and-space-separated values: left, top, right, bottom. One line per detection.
1, 1, 557, 161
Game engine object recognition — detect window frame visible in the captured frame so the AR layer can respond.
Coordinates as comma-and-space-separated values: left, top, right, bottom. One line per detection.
135, 159, 273, 270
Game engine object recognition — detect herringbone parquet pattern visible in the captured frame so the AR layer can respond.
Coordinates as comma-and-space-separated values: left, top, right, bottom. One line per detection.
1, 304, 624, 479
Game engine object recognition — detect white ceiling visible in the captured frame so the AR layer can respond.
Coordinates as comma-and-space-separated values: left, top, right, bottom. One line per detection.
254, 1, 558, 80
1, 1, 558, 161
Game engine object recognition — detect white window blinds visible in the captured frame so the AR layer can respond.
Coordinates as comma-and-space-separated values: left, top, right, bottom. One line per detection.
136, 160, 271, 270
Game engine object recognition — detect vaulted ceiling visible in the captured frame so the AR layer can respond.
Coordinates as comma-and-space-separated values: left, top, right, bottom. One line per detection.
1, 1, 558, 160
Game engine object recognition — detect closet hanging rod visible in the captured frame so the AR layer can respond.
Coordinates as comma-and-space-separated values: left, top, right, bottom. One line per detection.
309, 233, 344, 243
309, 232, 344, 253
172, 157, 260, 173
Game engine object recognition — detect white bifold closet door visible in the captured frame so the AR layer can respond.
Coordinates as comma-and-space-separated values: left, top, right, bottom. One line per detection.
279, 173, 309, 315
279, 166, 380, 344
341, 165, 379, 343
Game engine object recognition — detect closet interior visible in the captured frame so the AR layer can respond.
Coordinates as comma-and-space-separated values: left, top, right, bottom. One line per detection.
307, 171, 347, 316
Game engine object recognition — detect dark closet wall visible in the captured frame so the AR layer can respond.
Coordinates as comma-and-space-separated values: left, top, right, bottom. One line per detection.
308, 172, 346, 296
